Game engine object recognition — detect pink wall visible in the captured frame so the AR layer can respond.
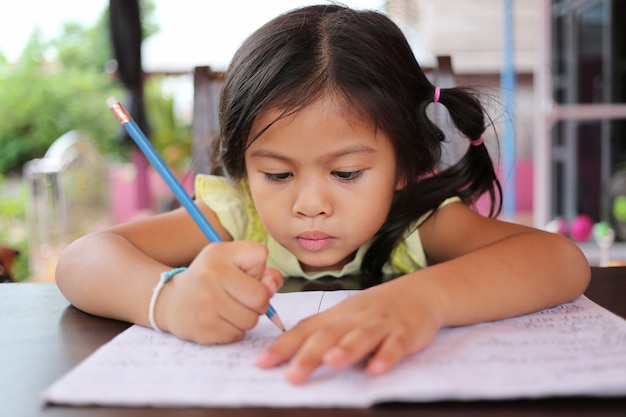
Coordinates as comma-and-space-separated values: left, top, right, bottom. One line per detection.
109, 164, 194, 224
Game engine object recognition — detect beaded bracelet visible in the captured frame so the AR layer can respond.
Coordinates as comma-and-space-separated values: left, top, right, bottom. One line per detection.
148, 267, 187, 332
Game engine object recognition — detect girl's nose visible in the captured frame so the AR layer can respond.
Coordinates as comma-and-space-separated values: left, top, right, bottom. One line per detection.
292, 180, 333, 218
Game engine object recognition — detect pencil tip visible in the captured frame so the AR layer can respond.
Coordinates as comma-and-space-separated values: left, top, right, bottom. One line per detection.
270, 315, 286, 332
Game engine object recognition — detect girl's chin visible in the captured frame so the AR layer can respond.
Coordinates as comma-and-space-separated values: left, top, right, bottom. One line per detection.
300, 263, 341, 273
297, 255, 355, 273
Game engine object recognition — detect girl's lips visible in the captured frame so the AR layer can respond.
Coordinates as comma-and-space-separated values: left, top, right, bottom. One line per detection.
297, 232, 335, 252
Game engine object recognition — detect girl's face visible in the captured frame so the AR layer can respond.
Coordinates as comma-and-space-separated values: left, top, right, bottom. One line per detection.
245, 96, 401, 273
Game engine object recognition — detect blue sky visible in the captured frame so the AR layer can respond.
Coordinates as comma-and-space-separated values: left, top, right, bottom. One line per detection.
0, 0, 384, 71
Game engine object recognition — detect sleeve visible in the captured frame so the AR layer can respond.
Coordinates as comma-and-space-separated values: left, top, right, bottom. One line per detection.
387, 196, 462, 273
194, 174, 249, 240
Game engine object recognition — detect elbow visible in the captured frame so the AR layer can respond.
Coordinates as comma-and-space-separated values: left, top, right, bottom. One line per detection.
555, 234, 592, 298
54, 238, 76, 297
54, 234, 90, 303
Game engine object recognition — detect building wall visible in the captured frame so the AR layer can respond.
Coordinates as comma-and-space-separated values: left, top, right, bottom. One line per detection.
386, 0, 539, 74
385, 0, 538, 212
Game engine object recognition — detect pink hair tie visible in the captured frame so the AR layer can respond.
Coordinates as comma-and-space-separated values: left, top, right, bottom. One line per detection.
470, 136, 484, 147
433, 86, 441, 103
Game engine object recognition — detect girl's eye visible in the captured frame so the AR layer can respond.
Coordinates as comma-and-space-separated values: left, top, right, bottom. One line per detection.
332, 170, 363, 181
264, 172, 292, 182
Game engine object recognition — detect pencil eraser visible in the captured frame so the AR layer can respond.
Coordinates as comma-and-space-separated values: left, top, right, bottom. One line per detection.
106, 97, 119, 109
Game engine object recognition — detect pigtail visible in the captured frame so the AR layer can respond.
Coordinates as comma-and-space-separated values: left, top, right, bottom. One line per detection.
362, 87, 502, 286
434, 87, 502, 217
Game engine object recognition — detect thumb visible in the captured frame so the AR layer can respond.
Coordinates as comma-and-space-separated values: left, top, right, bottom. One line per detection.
260, 267, 283, 296
226, 241, 283, 295
230, 241, 270, 279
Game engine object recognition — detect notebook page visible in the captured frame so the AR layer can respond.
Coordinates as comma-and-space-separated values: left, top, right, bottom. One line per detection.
43, 292, 626, 407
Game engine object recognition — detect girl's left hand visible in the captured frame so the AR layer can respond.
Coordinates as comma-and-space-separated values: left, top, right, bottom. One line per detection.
255, 277, 443, 384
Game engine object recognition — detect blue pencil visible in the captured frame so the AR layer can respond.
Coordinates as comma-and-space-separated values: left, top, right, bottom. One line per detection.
107, 97, 285, 332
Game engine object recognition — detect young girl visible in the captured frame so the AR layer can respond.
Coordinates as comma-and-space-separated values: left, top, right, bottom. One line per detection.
56, 4, 590, 384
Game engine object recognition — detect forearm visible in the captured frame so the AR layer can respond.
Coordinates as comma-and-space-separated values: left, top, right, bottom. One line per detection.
403, 231, 591, 328
55, 232, 171, 327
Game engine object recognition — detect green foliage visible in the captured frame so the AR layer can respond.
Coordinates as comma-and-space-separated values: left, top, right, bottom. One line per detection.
0, 0, 178, 280
0, 14, 124, 174
145, 76, 192, 169
54, 20, 111, 73
140, 0, 160, 40
0, 0, 161, 175
0, 64, 124, 173
0, 175, 29, 281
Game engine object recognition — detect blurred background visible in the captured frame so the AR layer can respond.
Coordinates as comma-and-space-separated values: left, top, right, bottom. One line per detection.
1, 0, 624, 282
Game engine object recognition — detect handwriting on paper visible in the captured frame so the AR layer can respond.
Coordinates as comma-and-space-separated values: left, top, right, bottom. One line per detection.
44, 293, 626, 407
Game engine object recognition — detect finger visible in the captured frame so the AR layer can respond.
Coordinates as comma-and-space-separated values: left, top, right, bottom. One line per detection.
166, 278, 249, 344
216, 298, 262, 332
365, 327, 435, 375
322, 318, 390, 370
260, 267, 283, 295
198, 245, 270, 314
205, 269, 270, 330
183, 317, 247, 345
182, 260, 265, 332
284, 320, 360, 384
256, 320, 314, 369
175, 271, 261, 335
256, 311, 338, 370
229, 241, 270, 279
204, 242, 274, 314
221, 268, 272, 316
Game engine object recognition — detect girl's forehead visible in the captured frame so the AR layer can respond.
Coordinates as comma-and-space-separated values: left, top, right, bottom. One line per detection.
246, 96, 392, 159
253, 95, 371, 134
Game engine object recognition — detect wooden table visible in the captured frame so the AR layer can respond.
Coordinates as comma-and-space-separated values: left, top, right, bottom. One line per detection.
2, 267, 625, 416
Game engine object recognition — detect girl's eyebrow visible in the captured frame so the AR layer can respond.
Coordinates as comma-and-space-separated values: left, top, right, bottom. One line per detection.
328, 144, 377, 158
247, 149, 291, 161
248, 144, 377, 161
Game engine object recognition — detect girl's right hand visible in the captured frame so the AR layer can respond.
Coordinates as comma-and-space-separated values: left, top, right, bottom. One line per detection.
154, 240, 283, 344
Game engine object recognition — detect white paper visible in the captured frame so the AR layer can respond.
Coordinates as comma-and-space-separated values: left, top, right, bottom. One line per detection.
43, 291, 626, 408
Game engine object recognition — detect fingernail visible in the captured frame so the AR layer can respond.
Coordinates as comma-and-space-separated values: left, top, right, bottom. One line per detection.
263, 277, 278, 295
367, 358, 389, 375
256, 351, 277, 367
323, 347, 347, 366
285, 365, 308, 384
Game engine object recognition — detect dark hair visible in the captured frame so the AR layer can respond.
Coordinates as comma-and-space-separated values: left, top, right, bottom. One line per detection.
214, 4, 502, 286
